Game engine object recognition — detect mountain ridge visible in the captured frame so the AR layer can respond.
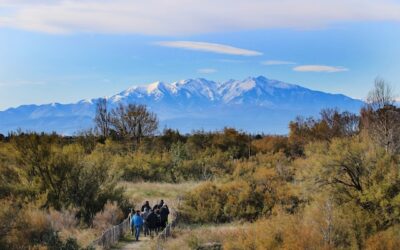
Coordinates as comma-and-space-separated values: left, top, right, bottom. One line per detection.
0, 76, 364, 135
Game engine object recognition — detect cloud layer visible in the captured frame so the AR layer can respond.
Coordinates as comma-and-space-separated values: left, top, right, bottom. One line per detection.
1, 0, 400, 35
156, 41, 262, 56
293, 65, 349, 73
262, 60, 296, 65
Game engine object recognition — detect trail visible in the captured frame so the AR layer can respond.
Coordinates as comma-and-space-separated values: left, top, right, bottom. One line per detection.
117, 233, 153, 250
111, 203, 178, 250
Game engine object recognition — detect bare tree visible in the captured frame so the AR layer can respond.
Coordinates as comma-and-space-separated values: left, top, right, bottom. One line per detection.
94, 98, 110, 138
362, 78, 400, 154
367, 77, 396, 110
109, 103, 158, 143
320, 108, 359, 137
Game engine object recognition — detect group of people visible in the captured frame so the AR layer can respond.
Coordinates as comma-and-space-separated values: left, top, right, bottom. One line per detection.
129, 199, 170, 241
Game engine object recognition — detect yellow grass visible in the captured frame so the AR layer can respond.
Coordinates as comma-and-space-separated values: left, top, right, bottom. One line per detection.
154, 222, 249, 250
119, 181, 201, 210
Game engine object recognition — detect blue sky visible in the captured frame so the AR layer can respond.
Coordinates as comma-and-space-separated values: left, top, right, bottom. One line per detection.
1, 0, 400, 110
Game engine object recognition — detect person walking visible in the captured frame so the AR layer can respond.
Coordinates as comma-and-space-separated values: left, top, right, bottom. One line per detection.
153, 199, 164, 210
128, 208, 135, 236
146, 209, 158, 237
155, 208, 162, 233
132, 210, 144, 241
142, 207, 150, 236
141, 201, 151, 212
160, 204, 170, 229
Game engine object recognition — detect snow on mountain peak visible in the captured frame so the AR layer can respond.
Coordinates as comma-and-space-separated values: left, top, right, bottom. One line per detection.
172, 78, 218, 100
108, 76, 303, 104
217, 76, 300, 103
255, 76, 298, 89
78, 99, 93, 104
147, 81, 163, 93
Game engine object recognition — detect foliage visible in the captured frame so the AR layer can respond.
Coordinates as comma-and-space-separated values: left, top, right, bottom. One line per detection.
288, 109, 359, 156
1, 81, 400, 249
181, 153, 296, 223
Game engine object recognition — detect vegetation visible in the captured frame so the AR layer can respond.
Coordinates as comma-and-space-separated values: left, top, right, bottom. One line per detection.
0, 79, 399, 249
175, 79, 400, 249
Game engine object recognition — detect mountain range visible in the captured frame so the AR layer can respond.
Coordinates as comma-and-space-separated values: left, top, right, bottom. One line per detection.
0, 76, 364, 135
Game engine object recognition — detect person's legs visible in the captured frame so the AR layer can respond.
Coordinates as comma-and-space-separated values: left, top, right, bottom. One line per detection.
131, 225, 134, 236
135, 226, 141, 241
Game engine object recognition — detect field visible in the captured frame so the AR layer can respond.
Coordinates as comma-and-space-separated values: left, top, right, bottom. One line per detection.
156, 223, 246, 250
120, 181, 200, 210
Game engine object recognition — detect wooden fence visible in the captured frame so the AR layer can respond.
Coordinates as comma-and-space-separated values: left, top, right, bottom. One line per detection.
89, 197, 182, 249
88, 209, 179, 249
155, 209, 179, 250
89, 217, 131, 249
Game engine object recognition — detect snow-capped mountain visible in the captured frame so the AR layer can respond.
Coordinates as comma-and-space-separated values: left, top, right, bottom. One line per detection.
0, 76, 364, 135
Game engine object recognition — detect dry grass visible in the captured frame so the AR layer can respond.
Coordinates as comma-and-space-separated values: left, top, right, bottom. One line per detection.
119, 181, 201, 210
93, 201, 124, 232
154, 222, 249, 250
45, 209, 98, 247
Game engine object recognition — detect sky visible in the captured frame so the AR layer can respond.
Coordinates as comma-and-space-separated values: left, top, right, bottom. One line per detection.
0, 0, 400, 110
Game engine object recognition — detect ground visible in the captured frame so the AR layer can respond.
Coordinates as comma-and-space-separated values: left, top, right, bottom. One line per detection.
112, 233, 153, 250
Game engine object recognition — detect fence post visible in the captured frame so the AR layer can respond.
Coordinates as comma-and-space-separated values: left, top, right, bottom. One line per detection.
89, 209, 178, 249
88, 217, 132, 249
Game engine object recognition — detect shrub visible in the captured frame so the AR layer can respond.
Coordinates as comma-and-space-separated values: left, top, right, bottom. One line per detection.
181, 182, 227, 223
93, 201, 124, 231
1, 203, 81, 249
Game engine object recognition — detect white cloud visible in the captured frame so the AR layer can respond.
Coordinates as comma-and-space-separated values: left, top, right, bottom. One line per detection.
262, 60, 296, 65
197, 68, 217, 74
0, 0, 400, 35
293, 65, 349, 73
156, 41, 262, 56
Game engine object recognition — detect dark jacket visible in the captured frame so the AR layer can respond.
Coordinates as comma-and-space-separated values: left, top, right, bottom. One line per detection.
146, 211, 159, 229
141, 203, 151, 212
160, 206, 170, 222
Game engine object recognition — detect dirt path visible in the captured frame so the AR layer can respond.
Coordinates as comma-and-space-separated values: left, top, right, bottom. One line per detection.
115, 233, 154, 250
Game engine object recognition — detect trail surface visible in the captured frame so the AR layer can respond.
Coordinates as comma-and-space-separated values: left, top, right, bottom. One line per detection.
115, 233, 153, 250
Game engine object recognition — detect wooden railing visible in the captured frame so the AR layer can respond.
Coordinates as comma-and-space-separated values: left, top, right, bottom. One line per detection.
89, 217, 130, 249
89, 197, 182, 249
155, 209, 179, 250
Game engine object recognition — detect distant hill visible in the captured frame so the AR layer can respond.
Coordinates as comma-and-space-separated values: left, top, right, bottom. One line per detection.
0, 76, 364, 135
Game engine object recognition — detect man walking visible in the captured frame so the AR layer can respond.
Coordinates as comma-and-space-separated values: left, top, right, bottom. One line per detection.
146, 209, 159, 237
160, 204, 170, 229
132, 210, 144, 241
141, 201, 151, 212
142, 207, 150, 236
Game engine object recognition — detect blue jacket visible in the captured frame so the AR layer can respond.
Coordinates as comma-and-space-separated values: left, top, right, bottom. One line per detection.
131, 214, 144, 227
